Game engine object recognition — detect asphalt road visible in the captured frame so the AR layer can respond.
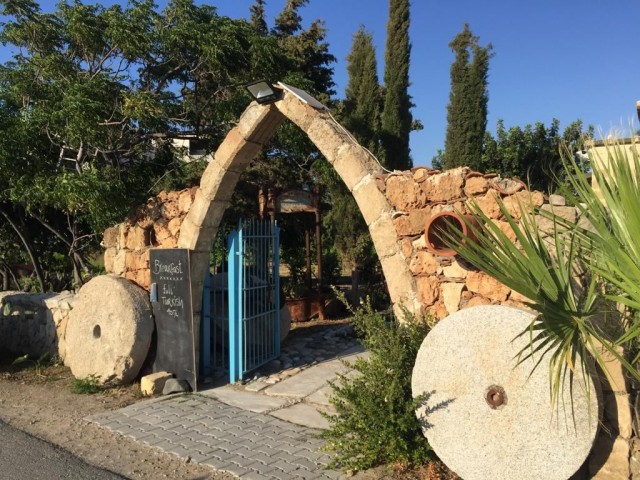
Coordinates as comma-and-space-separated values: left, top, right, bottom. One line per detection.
0, 420, 126, 480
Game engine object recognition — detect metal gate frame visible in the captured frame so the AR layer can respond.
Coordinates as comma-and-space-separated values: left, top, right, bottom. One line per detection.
227, 219, 280, 383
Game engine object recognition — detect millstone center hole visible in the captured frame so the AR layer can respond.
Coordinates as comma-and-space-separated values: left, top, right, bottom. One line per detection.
485, 385, 506, 409
93, 325, 101, 339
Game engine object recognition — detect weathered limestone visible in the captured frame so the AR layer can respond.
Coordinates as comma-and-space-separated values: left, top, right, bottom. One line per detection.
141, 371, 173, 396
64, 275, 154, 384
412, 305, 598, 480
0, 291, 74, 360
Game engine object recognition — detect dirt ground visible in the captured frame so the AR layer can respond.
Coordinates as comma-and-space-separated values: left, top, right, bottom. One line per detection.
0, 321, 456, 480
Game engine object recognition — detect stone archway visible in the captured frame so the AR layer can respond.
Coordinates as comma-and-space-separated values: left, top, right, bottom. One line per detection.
178, 88, 419, 366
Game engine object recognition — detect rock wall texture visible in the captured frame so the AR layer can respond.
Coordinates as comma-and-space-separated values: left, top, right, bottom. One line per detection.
0, 291, 74, 360
377, 165, 573, 319
102, 166, 635, 478
103, 187, 197, 291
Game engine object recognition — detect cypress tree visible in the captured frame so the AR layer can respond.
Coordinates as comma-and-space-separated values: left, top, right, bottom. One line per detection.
249, 0, 267, 35
343, 26, 381, 155
443, 23, 492, 170
273, 0, 308, 36
380, 0, 413, 171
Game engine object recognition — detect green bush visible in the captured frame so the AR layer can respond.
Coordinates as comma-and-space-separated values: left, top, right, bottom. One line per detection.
321, 299, 432, 472
71, 374, 102, 394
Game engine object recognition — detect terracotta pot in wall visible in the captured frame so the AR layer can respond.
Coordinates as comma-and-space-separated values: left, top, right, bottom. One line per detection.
424, 211, 479, 257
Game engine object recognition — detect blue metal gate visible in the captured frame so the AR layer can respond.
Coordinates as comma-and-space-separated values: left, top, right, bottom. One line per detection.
204, 219, 280, 384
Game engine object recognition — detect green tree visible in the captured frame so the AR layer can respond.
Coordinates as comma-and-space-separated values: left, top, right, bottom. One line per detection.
249, 0, 267, 35
448, 136, 640, 414
443, 23, 492, 171
343, 26, 382, 156
380, 0, 413, 171
324, 26, 383, 303
480, 119, 593, 192
0, 0, 334, 291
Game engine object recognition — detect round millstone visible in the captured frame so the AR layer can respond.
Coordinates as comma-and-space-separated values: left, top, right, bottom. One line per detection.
65, 275, 154, 384
412, 305, 599, 480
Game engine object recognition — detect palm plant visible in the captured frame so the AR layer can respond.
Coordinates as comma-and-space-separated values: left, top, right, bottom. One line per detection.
444, 136, 640, 412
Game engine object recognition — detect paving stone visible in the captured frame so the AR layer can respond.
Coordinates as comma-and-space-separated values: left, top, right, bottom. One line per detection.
270, 403, 330, 429
201, 385, 291, 412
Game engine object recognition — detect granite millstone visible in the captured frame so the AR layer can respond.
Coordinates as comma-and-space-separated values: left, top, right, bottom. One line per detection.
64, 275, 154, 384
411, 305, 598, 480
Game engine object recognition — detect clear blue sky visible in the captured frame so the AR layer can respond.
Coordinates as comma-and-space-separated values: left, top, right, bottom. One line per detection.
4, 1, 640, 166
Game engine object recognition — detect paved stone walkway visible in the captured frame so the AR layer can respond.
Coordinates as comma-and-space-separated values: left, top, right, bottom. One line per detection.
88, 394, 340, 479
87, 324, 368, 479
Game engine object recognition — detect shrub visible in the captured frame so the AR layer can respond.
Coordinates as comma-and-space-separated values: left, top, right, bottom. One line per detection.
321, 299, 432, 472
72, 374, 102, 394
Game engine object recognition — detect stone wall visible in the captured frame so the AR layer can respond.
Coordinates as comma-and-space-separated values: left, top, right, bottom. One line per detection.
102, 167, 635, 478
377, 165, 581, 319
103, 187, 197, 290
0, 291, 74, 360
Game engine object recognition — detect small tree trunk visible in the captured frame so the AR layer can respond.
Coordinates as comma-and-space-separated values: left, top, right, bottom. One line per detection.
351, 268, 360, 308
1, 265, 8, 290
0, 207, 46, 292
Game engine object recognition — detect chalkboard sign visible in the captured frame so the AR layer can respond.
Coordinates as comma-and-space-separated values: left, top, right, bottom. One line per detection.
149, 248, 196, 390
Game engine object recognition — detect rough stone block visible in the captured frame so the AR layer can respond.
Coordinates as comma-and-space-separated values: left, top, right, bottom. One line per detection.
199, 165, 242, 203
385, 174, 425, 210
379, 251, 416, 306
603, 391, 633, 439
464, 294, 492, 307
441, 282, 464, 314
536, 204, 578, 235
167, 217, 181, 236
141, 371, 173, 396
125, 249, 150, 272
409, 251, 438, 276
503, 190, 545, 219
426, 299, 448, 319
416, 275, 439, 306
333, 143, 380, 191
306, 115, 353, 164
589, 435, 630, 479
466, 271, 510, 302
352, 178, 393, 226
104, 248, 116, 273
509, 290, 532, 303
464, 176, 490, 196
549, 194, 566, 206
470, 190, 502, 219
368, 214, 402, 259
237, 103, 284, 144
103, 226, 120, 249
178, 189, 194, 213
274, 93, 319, 132
184, 190, 227, 231
211, 128, 262, 173
125, 268, 151, 290
442, 261, 470, 279
412, 167, 429, 183
112, 250, 126, 276
424, 167, 468, 202
152, 220, 172, 244
176, 217, 217, 252
160, 200, 180, 220
596, 344, 629, 393
393, 207, 431, 236
412, 234, 427, 251
494, 219, 518, 243
401, 237, 414, 258
118, 223, 129, 247
125, 225, 151, 251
